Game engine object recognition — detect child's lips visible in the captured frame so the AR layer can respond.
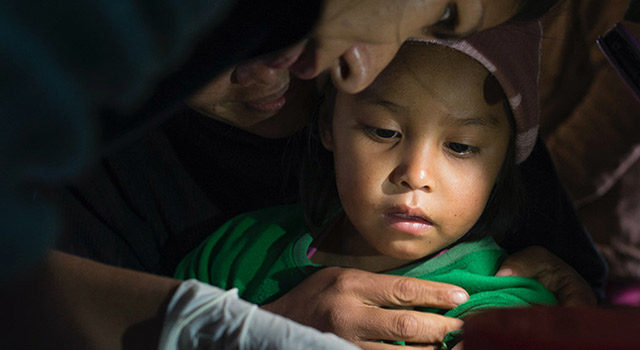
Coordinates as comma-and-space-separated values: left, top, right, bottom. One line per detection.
384, 208, 434, 235
388, 212, 433, 225
387, 205, 434, 224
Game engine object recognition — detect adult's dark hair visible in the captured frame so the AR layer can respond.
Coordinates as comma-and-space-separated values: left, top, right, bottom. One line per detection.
300, 84, 523, 242
511, 0, 560, 22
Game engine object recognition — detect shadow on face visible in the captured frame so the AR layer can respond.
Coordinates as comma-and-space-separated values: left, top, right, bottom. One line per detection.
187, 60, 315, 138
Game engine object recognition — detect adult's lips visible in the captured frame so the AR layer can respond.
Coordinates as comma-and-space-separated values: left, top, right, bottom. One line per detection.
244, 83, 290, 113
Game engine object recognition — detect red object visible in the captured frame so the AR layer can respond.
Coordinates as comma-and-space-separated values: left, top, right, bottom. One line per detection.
464, 306, 640, 350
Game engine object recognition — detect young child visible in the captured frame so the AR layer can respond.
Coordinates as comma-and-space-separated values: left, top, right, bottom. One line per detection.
175, 21, 556, 347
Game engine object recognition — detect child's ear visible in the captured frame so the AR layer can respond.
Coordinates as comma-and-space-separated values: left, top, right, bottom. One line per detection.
318, 114, 334, 151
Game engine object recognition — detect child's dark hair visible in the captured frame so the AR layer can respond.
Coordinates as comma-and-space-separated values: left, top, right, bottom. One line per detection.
299, 84, 341, 235
299, 82, 523, 243
458, 99, 522, 243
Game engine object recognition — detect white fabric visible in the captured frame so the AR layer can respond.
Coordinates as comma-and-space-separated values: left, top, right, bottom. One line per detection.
159, 279, 360, 350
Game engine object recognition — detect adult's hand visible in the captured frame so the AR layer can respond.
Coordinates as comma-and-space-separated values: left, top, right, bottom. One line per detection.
496, 246, 597, 306
262, 266, 468, 349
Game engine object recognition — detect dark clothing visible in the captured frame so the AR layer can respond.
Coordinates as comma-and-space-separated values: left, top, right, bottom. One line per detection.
50, 108, 303, 275
627, 0, 640, 21
48, 106, 608, 297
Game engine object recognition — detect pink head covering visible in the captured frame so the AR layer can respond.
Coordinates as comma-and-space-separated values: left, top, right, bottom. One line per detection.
411, 20, 542, 163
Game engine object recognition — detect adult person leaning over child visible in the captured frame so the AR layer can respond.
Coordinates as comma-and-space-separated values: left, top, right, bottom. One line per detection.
2, 0, 604, 349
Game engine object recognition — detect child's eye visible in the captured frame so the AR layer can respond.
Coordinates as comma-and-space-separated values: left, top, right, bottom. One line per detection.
365, 127, 401, 141
445, 142, 476, 156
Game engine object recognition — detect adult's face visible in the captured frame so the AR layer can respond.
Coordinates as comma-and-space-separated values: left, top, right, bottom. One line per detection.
187, 60, 313, 138
266, 0, 521, 94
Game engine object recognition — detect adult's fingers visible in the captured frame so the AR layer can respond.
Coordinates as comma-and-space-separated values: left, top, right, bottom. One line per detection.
333, 268, 469, 309
358, 341, 440, 350
262, 266, 467, 345
496, 246, 596, 306
351, 306, 463, 344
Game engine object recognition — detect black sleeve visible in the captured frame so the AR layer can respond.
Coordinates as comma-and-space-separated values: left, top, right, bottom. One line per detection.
43, 128, 226, 276
45, 110, 303, 276
500, 137, 608, 300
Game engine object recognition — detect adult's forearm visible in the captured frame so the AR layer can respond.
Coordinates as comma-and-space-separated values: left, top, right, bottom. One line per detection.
1, 251, 180, 350
545, 66, 640, 205
502, 138, 608, 299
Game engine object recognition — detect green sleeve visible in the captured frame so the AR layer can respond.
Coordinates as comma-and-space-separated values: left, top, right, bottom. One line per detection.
174, 204, 318, 304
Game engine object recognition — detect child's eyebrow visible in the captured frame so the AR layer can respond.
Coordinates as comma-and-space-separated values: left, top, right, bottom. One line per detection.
355, 90, 409, 114
356, 89, 502, 129
447, 114, 501, 129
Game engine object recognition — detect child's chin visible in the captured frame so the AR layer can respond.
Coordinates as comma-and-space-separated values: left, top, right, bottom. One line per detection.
387, 248, 433, 262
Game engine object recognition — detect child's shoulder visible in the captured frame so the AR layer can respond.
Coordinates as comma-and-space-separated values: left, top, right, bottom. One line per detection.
174, 204, 311, 285
214, 204, 308, 243
228, 204, 306, 229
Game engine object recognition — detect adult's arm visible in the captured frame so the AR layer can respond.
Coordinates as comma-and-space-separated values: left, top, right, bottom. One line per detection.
1, 250, 464, 350
0, 251, 180, 350
500, 138, 608, 300
539, 0, 640, 205
0, 252, 358, 350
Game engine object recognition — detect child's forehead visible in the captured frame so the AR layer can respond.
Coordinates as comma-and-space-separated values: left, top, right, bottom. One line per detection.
387, 42, 491, 88
359, 42, 505, 116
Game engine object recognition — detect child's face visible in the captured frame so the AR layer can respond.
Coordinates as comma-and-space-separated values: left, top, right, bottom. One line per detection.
322, 42, 510, 263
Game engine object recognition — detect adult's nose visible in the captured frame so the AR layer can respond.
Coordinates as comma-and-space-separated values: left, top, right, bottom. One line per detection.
290, 41, 400, 94
232, 60, 281, 86
329, 42, 400, 94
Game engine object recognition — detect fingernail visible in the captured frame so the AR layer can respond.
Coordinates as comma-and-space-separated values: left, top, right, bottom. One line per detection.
495, 268, 513, 277
451, 291, 469, 305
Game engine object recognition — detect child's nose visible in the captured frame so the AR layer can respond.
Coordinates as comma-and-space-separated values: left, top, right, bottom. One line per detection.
232, 60, 282, 86
392, 153, 434, 192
